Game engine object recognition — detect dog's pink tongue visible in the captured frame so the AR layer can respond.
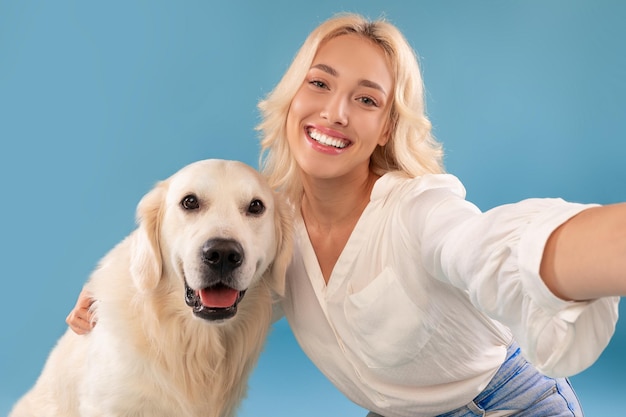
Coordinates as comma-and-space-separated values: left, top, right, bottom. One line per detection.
199, 287, 239, 308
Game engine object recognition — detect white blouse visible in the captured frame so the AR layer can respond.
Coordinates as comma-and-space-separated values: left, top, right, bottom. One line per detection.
278, 172, 619, 417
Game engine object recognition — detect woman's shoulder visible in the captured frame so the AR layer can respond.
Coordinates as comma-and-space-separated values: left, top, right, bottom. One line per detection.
371, 171, 467, 203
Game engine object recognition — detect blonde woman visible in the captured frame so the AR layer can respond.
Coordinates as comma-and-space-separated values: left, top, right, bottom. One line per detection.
69, 14, 624, 417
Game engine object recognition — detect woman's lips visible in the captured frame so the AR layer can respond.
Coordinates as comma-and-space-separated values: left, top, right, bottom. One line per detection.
305, 127, 351, 155
307, 127, 349, 149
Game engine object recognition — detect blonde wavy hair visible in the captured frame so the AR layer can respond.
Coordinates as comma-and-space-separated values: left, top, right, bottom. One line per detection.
257, 13, 445, 204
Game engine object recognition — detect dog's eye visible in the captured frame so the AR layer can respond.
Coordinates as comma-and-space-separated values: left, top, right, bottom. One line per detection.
248, 199, 265, 216
180, 194, 200, 210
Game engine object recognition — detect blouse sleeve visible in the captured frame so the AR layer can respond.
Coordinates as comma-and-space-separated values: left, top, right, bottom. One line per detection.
407, 174, 620, 378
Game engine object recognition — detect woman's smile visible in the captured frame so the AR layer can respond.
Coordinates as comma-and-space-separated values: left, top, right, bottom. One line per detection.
307, 126, 350, 149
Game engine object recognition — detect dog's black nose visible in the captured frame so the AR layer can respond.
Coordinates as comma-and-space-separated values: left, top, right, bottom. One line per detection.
202, 238, 244, 272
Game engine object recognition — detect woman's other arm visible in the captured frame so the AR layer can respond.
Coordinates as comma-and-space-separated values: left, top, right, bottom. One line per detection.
65, 287, 96, 334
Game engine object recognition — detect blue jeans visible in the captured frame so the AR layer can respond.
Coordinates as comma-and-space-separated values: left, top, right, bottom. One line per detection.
367, 341, 583, 417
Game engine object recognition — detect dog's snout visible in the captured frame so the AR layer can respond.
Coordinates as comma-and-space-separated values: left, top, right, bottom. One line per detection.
202, 238, 244, 272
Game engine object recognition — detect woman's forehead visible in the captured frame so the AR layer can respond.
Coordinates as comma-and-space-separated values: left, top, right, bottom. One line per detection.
311, 34, 393, 92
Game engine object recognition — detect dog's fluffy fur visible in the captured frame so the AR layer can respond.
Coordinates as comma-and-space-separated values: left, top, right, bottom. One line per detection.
10, 159, 293, 417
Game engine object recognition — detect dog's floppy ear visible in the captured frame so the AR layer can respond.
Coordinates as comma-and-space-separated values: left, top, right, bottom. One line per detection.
130, 180, 167, 292
266, 192, 294, 297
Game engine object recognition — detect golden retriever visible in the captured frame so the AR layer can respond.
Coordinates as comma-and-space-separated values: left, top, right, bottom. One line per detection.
10, 159, 293, 417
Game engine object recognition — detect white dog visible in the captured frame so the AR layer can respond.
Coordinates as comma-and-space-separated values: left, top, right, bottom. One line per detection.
10, 159, 293, 417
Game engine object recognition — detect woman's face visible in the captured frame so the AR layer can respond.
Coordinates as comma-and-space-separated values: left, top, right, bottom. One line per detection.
286, 34, 394, 182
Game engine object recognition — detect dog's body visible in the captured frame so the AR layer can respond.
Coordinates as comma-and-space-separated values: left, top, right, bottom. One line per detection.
11, 159, 292, 417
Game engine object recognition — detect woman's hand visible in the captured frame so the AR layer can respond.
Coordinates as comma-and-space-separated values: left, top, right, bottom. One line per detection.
65, 288, 96, 335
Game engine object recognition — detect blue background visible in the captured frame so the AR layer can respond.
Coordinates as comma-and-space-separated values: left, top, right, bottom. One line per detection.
1, 1, 625, 415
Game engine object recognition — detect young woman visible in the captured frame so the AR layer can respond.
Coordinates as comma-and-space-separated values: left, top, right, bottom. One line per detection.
68, 13, 624, 417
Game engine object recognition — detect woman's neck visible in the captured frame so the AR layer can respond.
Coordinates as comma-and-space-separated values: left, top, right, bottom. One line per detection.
300, 170, 380, 232
299, 169, 381, 283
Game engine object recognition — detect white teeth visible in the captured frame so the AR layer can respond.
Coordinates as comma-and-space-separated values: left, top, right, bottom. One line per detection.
308, 129, 348, 149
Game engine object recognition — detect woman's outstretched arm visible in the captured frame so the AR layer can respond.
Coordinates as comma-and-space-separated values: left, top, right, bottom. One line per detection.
541, 202, 626, 301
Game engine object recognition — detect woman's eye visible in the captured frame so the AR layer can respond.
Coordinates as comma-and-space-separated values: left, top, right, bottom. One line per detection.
358, 96, 378, 107
180, 194, 200, 210
310, 80, 328, 89
248, 199, 265, 215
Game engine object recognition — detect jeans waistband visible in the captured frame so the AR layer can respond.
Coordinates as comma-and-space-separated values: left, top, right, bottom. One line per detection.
472, 340, 523, 406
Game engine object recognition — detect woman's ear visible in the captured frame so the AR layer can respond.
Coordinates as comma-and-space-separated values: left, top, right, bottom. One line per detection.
130, 180, 167, 292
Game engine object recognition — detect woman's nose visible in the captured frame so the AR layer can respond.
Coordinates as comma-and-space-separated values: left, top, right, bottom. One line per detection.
320, 95, 348, 126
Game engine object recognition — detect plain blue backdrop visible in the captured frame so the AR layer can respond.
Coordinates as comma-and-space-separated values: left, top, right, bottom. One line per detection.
1, 1, 625, 416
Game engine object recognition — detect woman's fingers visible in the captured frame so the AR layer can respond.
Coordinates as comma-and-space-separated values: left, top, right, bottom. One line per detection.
66, 289, 96, 335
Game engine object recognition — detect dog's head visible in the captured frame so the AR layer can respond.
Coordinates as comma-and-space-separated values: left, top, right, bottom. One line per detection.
129, 159, 292, 322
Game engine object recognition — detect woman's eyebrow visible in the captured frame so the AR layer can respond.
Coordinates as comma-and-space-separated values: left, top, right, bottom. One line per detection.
312, 63, 338, 76
311, 63, 387, 95
359, 79, 387, 96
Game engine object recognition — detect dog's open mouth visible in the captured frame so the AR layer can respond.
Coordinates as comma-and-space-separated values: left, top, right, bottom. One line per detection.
185, 282, 246, 321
